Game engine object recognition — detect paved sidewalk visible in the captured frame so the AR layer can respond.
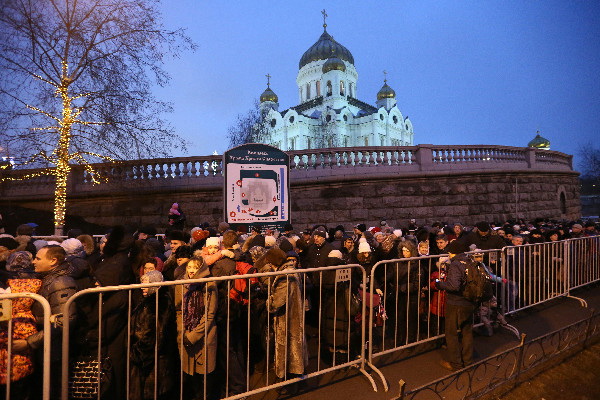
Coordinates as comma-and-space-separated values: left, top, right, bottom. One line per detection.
249, 283, 600, 400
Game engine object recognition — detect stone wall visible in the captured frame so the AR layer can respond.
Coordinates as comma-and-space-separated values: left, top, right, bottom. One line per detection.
3, 168, 580, 234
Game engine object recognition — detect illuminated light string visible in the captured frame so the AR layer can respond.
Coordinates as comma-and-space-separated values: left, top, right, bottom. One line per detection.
1, 61, 120, 229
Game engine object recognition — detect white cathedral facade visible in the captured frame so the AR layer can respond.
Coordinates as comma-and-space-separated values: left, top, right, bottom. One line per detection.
258, 21, 414, 151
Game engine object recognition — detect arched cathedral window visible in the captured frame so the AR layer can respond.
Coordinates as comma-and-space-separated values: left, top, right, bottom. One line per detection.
306, 83, 311, 100
340, 81, 345, 96
316, 81, 321, 96
326, 81, 332, 96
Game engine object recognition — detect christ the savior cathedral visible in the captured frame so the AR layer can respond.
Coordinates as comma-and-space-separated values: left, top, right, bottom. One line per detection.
258, 16, 415, 151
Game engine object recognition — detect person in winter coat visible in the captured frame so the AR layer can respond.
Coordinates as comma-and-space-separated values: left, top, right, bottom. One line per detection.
429, 256, 450, 336
167, 202, 186, 231
75, 226, 134, 399
19, 245, 77, 399
0, 252, 41, 399
178, 258, 217, 400
266, 252, 308, 392
319, 250, 359, 358
387, 241, 423, 344
435, 240, 477, 371
130, 270, 177, 400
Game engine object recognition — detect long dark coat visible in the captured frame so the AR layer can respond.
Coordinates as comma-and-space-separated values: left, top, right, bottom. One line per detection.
129, 288, 177, 400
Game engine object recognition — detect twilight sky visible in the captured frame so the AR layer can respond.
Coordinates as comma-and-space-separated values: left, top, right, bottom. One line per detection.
154, 1, 600, 168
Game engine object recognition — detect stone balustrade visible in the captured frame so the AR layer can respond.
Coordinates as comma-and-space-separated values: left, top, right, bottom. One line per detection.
0, 145, 574, 199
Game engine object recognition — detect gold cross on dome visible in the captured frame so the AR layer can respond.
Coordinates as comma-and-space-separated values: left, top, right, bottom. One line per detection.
383, 70, 388, 83
322, 9, 328, 28
266, 73, 271, 88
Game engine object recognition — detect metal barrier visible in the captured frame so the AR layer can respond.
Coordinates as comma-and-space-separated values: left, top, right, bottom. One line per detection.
567, 236, 600, 291
61, 264, 378, 400
365, 249, 503, 391
0, 293, 52, 400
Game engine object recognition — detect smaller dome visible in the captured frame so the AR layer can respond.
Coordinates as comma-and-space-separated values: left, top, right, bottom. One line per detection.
377, 81, 396, 100
527, 132, 550, 149
260, 87, 278, 103
322, 55, 346, 73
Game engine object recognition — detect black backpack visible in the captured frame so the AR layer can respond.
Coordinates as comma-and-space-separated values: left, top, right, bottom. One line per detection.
462, 258, 494, 303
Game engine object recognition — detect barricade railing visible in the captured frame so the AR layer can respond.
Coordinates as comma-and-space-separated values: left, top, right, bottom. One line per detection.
0, 293, 52, 400
500, 240, 586, 314
61, 264, 378, 400
366, 248, 503, 390
566, 236, 600, 291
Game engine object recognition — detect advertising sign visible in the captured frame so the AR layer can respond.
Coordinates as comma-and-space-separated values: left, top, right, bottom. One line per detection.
224, 143, 290, 232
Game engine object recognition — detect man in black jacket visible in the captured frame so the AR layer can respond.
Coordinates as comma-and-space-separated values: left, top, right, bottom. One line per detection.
15, 245, 77, 397
435, 240, 476, 371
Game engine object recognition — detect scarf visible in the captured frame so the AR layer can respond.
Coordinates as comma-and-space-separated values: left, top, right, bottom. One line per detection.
183, 282, 206, 331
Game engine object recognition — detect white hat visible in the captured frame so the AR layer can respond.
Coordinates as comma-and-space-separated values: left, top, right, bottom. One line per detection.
328, 250, 343, 259
205, 237, 219, 247
358, 242, 371, 253
359, 237, 367, 244
265, 235, 276, 247
60, 238, 84, 255
393, 229, 403, 237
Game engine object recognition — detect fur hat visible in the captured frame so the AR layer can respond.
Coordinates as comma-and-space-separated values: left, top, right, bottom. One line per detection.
278, 237, 293, 253
358, 242, 371, 253
328, 250, 343, 259
60, 238, 84, 256
168, 230, 186, 242
175, 245, 193, 259
139, 226, 157, 236
205, 237, 220, 247
445, 240, 469, 254
6, 251, 33, 272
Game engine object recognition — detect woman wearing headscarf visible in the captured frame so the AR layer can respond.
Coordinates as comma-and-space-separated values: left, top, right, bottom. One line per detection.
130, 270, 177, 400
0, 252, 41, 399
177, 258, 217, 400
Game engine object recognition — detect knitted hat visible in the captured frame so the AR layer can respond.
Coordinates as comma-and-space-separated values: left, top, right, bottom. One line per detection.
192, 229, 209, 242
60, 238, 84, 256
393, 229, 403, 238
6, 251, 33, 272
354, 223, 367, 232
572, 224, 583, 230
328, 250, 343, 259
205, 237, 220, 247
140, 270, 164, 296
358, 242, 371, 253
33, 240, 48, 252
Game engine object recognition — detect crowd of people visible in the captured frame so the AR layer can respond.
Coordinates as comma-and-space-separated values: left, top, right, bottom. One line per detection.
0, 209, 598, 399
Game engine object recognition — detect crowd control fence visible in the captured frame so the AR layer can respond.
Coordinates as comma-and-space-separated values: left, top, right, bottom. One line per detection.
0, 292, 52, 400
60, 264, 381, 400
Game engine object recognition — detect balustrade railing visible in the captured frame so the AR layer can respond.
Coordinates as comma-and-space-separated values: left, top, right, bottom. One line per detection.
0, 145, 574, 193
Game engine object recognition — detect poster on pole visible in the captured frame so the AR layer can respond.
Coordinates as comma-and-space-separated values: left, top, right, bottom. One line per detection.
224, 143, 290, 232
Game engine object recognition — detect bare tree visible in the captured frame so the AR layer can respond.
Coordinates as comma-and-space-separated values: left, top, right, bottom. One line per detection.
227, 100, 272, 148
311, 112, 338, 149
0, 0, 194, 233
578, 142, 600, 179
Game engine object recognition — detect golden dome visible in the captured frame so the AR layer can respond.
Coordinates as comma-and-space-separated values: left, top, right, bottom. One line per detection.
322, 55, 346, 73
260, 87, 278, 103
377, 81, 396, 100
299, 29, 354, 69
527, 132, 550, 149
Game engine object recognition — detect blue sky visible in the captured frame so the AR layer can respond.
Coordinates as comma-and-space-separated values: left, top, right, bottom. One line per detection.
155, 1, 600, 168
